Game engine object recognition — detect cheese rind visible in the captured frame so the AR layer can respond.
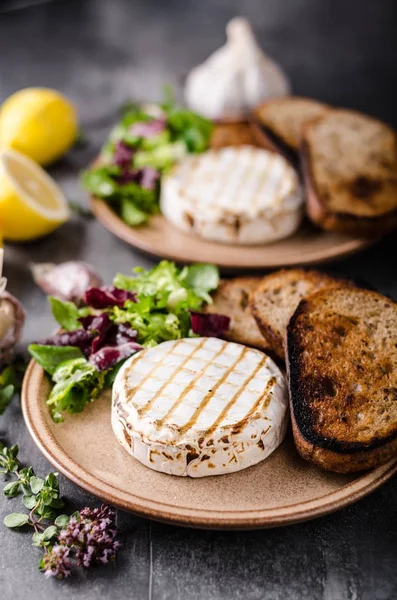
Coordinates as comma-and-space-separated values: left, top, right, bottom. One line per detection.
112, 337, 289, 477
160, 146, 303, 245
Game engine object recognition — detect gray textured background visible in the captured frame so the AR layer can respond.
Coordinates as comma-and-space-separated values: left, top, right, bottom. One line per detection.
0, 0, 397, 598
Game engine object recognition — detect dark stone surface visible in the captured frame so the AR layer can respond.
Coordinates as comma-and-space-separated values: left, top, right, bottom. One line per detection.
0, 0, 397, 598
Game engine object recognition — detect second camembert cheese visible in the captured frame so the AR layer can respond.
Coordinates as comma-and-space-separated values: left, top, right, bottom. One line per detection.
160, 146, 303, 245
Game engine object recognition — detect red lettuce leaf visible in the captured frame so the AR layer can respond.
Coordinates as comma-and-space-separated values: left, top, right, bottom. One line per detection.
129, 119, 166, 139
139, 167, 159, 190
39, 330, 95, 357
89, 342, 142, 371
83, 286, 137, 309
113, 141, 135, 167
189, 311, 230, 337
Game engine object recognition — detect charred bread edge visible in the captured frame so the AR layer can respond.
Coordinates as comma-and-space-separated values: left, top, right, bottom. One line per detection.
251, 97, 332, 164
249, 118, 298, 167
289, 403, 397, 473
286, 291, 397, 455
301, 113, 397, 237
249, 268, 358, 361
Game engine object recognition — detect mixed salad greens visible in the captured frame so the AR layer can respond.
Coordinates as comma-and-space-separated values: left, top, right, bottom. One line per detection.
28, 261, 229, 423
82, 88, 213, 226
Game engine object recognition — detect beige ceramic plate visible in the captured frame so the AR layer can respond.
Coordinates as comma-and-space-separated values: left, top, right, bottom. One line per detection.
22, 360, 397, 529
91, 200, 373, 270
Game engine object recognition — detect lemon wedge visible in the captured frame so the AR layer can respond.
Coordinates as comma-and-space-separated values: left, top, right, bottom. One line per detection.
0, 88, 78, 165
0, 149, 70, 241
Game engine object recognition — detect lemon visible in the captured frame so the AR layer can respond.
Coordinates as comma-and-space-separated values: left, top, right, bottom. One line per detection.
0, 88, 78, 165
0, 149, 70, 241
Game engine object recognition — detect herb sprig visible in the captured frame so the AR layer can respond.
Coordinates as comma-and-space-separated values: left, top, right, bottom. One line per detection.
1, 442, 119, 578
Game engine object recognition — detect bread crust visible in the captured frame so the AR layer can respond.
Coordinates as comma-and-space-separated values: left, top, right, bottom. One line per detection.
301, 110, 397, 237
286, 289, 397, 472
250, 268, 353, 361
252, 97, 331, 160
206, 277, 270, 352
289, 406, 397, 473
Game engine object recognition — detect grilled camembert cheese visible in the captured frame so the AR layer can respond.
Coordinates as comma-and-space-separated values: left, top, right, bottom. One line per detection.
112, 337, 288, 477
160, 146, 303, 245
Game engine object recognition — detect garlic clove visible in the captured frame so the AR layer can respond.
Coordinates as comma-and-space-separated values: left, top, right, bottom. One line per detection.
185, 17, 290, 121
31, 261, 103, 304
0, 291, 25, 365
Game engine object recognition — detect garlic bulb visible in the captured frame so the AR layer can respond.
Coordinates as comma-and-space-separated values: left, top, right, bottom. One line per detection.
185, 17, 290, 120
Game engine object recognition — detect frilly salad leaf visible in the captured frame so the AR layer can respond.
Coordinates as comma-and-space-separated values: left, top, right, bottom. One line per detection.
47, 358, 105, 423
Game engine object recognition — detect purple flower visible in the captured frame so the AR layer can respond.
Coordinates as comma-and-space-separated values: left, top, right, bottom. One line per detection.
113, 140, 134, 167
42, 545, 71, 579
57, 505, 119, 570
129, 118, 166, 139
189, 311, 230, 337
83, 286, 137, 309
139, 167, 160, 190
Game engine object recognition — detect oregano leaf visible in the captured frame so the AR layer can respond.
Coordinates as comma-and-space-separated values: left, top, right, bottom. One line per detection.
4, 513, 30, 528
30, 476, 44, 494
3, 481, 21, 498
54, 514, 69, 527
42, 525, 58, 541
22, 495, 37, 509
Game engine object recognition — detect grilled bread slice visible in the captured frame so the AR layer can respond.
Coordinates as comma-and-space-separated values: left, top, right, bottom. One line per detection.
210, 121, 266, 149
205, 277, 270, 352
253, 97, 330, 158
286, 287, 397, 473
250, 269, 351, 360
302, 109, 397, 236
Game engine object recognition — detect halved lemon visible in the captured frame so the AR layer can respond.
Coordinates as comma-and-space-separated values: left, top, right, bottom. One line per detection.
0, 149, 70, 241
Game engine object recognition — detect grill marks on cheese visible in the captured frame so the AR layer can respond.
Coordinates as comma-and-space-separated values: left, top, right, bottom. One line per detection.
124, 338, 273, 435
112, 338, 289, 477
178, 147, 294, 217
206, 374, 275, 437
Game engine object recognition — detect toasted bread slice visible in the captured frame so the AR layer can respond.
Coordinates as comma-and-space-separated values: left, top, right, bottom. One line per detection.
205, 277, 270, 352
253, 97, 330, 158
286, 287, 397, 473
210, 122, 262, 149
250, 269, 351, 360
302, 109, 397, 236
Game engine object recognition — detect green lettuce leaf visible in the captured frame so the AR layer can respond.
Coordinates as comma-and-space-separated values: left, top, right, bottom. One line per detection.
121, 198, 148, 226
28, 344, 84, 376
81, 165, 121, 199
182, 264, 219, 303
49, 297, 83, 331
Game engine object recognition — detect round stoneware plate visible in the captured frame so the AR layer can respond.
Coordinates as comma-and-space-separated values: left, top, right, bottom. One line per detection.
90, 200, 373, 270
22, 360, 397, 530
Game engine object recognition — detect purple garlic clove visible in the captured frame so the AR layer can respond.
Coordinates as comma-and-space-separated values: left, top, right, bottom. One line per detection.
0, 290, 25, 365
31, 261, 103, 304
